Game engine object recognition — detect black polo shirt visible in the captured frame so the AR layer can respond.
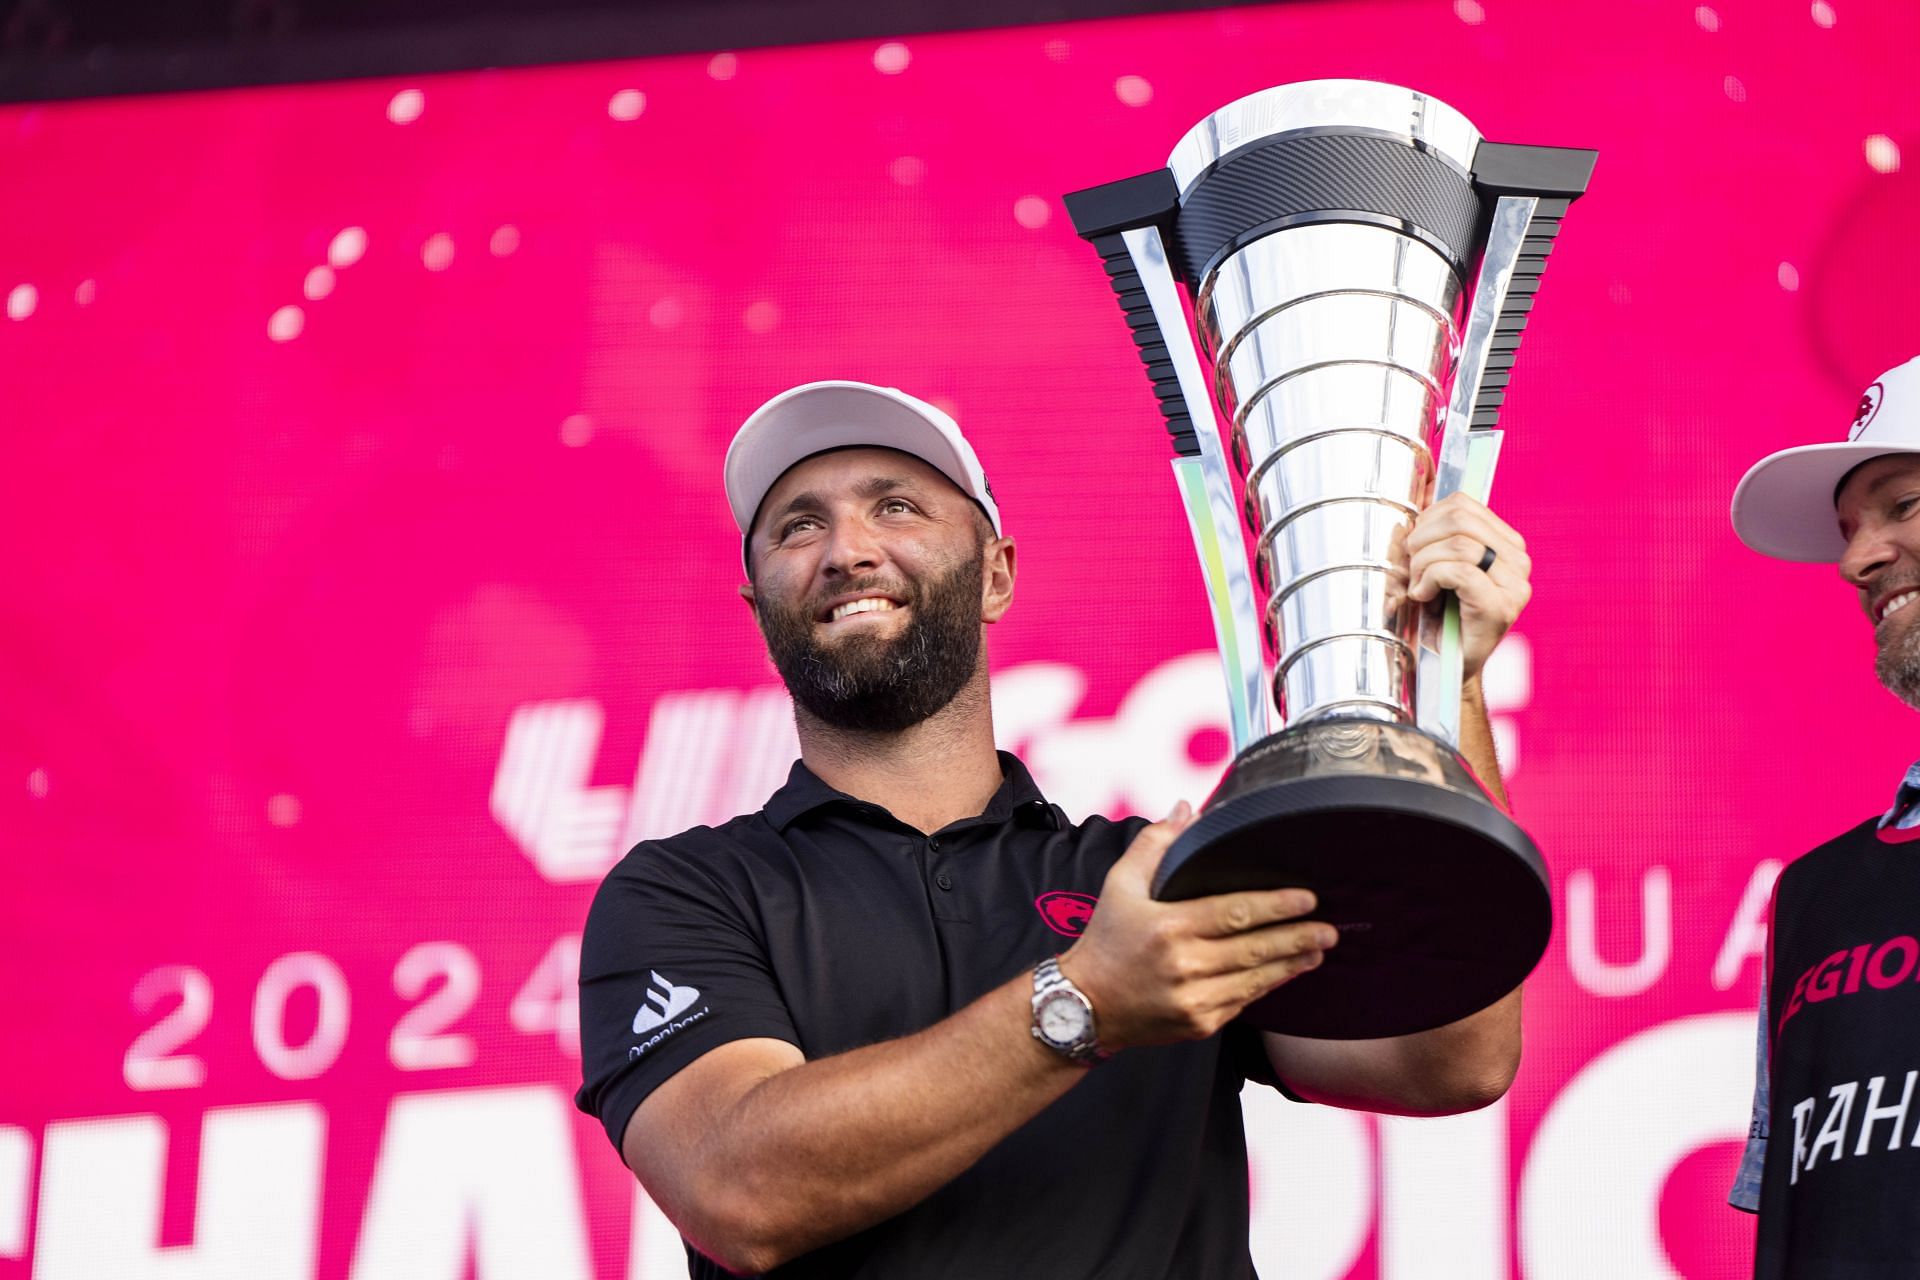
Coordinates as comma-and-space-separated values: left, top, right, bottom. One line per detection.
576, 752, 1282, 1279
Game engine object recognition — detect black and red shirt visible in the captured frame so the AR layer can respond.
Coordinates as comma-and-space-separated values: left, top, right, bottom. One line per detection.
576, 752, 1281, 1280
1753, 815, 1920, 1277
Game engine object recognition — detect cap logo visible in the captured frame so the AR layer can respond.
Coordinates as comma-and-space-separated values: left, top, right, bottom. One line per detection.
1850, 383, 1885, 440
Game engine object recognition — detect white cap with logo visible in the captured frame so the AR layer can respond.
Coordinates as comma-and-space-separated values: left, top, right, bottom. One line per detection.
724, 380, 1002, 547
1731, 355, 1920, 562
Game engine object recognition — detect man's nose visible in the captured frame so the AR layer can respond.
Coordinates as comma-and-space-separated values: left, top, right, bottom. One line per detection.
1840, 523, 1898, 588
822, 518, 883, 575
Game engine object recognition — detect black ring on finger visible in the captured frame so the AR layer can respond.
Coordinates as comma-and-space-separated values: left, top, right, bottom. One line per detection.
1477, 544, 1498, 574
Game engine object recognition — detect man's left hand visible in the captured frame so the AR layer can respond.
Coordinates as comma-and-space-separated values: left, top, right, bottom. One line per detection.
1404, 492, 1531, 682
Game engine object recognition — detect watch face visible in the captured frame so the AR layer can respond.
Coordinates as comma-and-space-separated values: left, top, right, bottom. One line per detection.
1039, 991, 1089, 1045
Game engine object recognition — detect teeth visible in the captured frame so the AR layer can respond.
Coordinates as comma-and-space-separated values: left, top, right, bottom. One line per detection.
831, 598, 898, 622
1883, 591, 1920, 623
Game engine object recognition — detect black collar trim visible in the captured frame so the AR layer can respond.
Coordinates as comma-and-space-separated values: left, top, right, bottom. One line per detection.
764, 750, 1063, 833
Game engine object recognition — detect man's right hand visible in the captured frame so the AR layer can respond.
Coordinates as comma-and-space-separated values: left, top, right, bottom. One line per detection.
1059, 801, 1336, 1051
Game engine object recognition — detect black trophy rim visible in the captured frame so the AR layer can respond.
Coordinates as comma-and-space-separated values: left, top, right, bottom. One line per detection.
1152, 772, 1552, 1039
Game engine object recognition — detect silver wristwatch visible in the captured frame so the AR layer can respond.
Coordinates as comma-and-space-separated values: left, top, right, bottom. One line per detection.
1030, 956, 1110, 1066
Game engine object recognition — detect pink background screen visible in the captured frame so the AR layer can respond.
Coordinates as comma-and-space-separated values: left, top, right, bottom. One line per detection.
4, 0, 1920, 1275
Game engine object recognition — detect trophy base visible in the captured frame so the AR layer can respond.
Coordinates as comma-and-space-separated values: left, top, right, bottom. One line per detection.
1151, 718, 1550, 1040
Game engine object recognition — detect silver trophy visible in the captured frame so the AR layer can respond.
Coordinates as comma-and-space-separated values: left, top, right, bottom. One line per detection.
1065, 80, 1594, 1038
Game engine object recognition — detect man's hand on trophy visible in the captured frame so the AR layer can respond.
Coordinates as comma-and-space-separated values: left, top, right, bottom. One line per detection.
1057, 802, 1338, 1051
1405, 492, 1532, 682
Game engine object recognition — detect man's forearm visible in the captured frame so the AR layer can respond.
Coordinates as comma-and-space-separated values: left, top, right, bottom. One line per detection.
1408, 672, 1523, 1101
1460, 675, 1508, 807
657, 971, 1082, 1271
1265, 987, 1521, 1115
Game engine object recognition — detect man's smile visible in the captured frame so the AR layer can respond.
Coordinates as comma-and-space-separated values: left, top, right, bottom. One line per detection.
818, 593, 906, 624
1873, 588, 1920, 626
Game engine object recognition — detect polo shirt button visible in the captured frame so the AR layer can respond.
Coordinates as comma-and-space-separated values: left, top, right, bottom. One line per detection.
935, 872, 954, 891
928, 838, 942, 851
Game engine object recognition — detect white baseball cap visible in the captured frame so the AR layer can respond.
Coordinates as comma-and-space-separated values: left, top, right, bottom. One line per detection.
723, 380, 1002, 548
1731, 355, 1920, 562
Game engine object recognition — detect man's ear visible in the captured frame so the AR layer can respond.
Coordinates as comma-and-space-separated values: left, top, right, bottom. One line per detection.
738, 581, 757, 612
981, 536, 1017, 624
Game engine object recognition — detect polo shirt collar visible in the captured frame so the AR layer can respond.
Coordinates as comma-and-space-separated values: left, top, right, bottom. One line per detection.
764, 750, 1062, 832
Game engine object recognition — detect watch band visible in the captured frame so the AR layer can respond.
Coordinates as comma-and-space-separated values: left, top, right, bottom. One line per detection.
1030, 956, 1110, 1066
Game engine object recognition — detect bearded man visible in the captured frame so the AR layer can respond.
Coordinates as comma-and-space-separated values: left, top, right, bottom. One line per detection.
576, 380, 1534, 1278
1728, 354, 1920, 1277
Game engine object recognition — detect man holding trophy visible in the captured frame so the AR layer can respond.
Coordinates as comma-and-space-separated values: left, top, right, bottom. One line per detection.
576, 80, 1591, 1276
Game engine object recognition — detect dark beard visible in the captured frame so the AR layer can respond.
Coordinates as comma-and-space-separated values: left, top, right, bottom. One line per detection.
757, 551, 985, 733
1879, 620, 1920, 711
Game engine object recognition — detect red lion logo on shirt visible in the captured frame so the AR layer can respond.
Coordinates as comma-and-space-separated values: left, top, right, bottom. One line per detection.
1035, 891, 1098, 937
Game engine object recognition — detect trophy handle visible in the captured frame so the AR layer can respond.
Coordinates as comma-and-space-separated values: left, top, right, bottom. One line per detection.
1117, 225, 1271, 754
1169, 452, 1269, 754
1419, 430, 1504, 744
1061, 170, 1272, 755
1418, 194, 1535, 744
1416, 146, 1593, 745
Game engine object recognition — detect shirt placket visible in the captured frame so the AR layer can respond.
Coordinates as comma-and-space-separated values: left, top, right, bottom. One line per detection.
924, 830, 969, 923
